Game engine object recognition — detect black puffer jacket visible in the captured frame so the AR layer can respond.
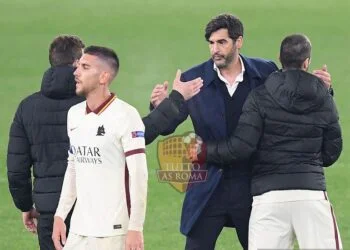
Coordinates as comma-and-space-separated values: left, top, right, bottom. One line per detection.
206, 70, 342, 196
144, 90, 185, 145
7, 66, 84, 213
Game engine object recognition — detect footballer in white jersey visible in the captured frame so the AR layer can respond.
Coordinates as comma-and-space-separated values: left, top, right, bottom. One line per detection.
56, 94, 147, 237
53, 46, 147, 250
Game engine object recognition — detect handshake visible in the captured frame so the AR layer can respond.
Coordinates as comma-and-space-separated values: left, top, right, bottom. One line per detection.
150, 69, 203, 107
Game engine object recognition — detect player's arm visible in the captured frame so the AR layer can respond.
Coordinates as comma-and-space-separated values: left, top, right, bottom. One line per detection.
52, 150, 76, 250
54, 149, 77, 220
122, 108, 148, 250
322, 98, 342, 167
200, 91, 263, 164
52, 111, 77, 250
144, 71, 203, 144
157, 95, 189, 136
148, 70, 202, 137
143, 90, 184, 145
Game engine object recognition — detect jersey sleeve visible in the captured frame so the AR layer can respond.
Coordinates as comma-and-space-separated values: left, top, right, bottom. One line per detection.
121, 108, 148, 232
55, 108, 77, 220
54, 148, 77, 220
122, 108, 146, 155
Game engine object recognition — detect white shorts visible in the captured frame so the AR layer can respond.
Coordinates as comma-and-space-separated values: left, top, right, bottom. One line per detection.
249, 191, 342, 250
63, 233, 126, 250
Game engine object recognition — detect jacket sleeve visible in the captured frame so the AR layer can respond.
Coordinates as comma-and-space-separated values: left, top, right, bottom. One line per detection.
7, 102, 33, 212
322, 98, 342, 167
143, 90, 185, 145
206, 91, 263, 164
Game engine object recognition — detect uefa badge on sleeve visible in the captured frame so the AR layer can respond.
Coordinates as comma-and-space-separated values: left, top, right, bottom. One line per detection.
131, 131, 145, 138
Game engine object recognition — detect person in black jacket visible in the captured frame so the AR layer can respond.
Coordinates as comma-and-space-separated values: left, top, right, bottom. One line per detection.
189, 34, 342, 249
7, 35, 85, 250
7, 35, 200, 249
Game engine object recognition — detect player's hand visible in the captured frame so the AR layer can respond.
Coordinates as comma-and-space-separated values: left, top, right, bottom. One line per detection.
172, 69, 203, 101
150, 82, 168, 108
22, 208, 39, 234
125, 230, 144, 250
313, 64, 332, 89
52, 216, 67, 250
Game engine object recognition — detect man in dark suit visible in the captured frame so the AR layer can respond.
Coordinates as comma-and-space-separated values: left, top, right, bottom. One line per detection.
150, 14, 332, 250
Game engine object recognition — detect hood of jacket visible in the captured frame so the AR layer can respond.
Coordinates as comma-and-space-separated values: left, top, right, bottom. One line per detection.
40, 65, 77, 99
265, 69, 329, 114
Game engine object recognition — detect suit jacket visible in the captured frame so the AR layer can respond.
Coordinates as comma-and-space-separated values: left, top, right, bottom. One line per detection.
159, 56, 278, 235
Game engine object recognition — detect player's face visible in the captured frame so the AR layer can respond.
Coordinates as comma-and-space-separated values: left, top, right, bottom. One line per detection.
208, 28, 242, 69
74, 54, 102, 97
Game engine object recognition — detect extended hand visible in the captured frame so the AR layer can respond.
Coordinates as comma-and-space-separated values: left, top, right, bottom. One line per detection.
313, 64, 332, 89
172, 69, 203, 100
150, 81, 168, 108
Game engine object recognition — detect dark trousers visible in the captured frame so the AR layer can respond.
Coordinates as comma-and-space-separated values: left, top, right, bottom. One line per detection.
37, 212, 72, 250
185, 176, 252, 250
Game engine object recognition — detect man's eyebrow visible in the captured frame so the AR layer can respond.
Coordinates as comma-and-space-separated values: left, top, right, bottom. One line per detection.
81, 62, 90, 67
208, 38, 228, 43
217, 39, 228, 43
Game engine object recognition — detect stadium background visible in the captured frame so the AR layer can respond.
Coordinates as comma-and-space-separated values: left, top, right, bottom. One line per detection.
0, 0, 348, 249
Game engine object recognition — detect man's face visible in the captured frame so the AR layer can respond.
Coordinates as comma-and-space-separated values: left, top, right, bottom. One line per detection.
208, 28, 242, 69
74, 54, 101, 96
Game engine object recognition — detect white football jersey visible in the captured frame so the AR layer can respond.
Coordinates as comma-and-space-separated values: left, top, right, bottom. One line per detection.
55, 94, 148, 237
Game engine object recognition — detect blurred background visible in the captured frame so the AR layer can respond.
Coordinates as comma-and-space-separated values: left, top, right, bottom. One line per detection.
0, 0, 349, 249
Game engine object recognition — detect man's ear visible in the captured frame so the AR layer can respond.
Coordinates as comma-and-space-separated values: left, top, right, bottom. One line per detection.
99, 71, 112, 85
302, 58, 311, 71
236, 36, 243, 49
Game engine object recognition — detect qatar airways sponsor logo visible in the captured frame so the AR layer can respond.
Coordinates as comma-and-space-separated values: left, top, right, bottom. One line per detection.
69, 145, 102, 164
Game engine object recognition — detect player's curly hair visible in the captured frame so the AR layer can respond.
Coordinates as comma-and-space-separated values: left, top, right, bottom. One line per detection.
49, 35, 85, 67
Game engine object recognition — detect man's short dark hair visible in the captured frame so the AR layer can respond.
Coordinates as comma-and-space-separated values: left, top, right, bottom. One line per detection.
49, 35, 85, 67
280, 34, 312, 69
84, 46, 120, 76
205, 14, 244, 41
